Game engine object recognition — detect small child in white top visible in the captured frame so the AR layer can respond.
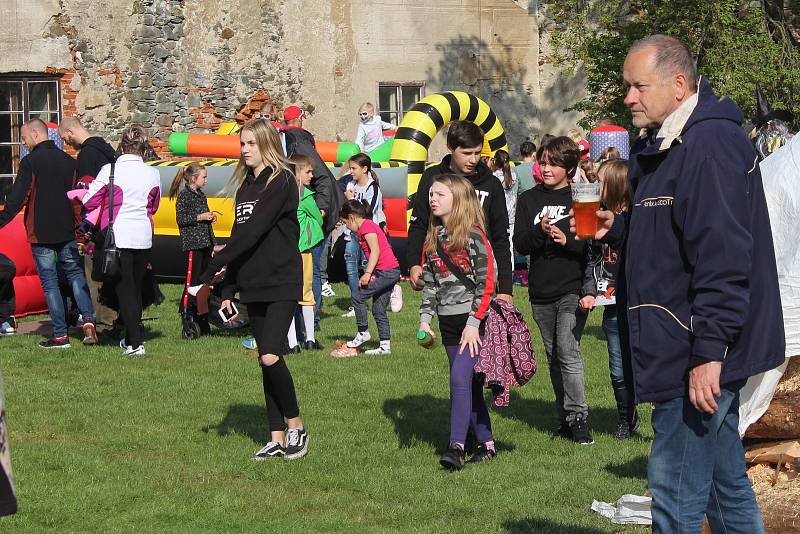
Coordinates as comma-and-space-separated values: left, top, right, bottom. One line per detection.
354, 102, 394, 153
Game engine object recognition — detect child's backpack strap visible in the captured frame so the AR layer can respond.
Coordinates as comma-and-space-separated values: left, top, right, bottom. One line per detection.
435, 241, 476, 292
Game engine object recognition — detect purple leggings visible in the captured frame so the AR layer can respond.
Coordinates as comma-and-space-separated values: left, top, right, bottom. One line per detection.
445, 345, 493, 447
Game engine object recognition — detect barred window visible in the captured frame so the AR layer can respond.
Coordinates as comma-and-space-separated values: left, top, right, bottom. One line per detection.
377, 82, 424, 125
0, 76, 61, 203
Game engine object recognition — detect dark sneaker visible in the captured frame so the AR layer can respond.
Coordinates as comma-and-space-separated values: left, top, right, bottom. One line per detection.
39, 336, 70, 349
284, 427, 308, 460
439, 447, 465, 471
303, 340, 322, 351
286, 345, 301, 355
253, 441, 285, 460
569, 413, 594, 445
551, 422, 571, 440
467, 445, 497, 464
82, 321, 98, 345
613, 420, 633, 440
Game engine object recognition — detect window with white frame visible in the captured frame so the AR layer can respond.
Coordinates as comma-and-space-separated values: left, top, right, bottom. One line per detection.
0, 76, 61, 203
377, 82, 425, 125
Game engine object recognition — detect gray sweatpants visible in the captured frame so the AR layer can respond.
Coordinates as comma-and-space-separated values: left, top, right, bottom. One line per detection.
531, 293, 589, 423
353, 268, 400, 341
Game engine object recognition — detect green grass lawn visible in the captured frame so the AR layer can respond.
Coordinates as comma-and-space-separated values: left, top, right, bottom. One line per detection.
0, 283, 651, 533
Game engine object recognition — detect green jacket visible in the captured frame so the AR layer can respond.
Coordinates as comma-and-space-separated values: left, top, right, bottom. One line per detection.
298, 186, 324, 252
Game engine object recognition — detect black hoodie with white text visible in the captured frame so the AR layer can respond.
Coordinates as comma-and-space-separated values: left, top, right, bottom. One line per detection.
407, 155, 512, 294
513, 183, 587, 304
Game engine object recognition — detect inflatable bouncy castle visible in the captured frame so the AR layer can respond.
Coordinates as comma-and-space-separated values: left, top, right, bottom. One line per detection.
148, 91, 511, 279
0, 94, 515, 316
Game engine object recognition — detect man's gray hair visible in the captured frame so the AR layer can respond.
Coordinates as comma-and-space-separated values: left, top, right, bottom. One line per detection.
630, 34, 698, 89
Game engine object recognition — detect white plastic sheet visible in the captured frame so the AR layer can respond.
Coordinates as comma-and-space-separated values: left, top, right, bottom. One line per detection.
590, 494, 652, 525
739, 135, 800, 436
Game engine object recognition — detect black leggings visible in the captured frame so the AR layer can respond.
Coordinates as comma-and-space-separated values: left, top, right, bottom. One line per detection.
116, 248, 150, 347
248, 300, 301, 432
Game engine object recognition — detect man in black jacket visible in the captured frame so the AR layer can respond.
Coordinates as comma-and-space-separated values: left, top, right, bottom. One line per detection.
282, 106, 345, 328
59, 117, 116, 186
59, 117, 117, 327
407, 121, 513, 303
0, 119, 97, 348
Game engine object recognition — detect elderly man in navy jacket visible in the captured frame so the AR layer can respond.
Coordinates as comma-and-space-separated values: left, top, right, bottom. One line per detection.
579, 35, 784, 533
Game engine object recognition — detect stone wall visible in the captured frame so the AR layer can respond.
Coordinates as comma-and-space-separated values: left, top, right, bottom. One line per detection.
0, 0, 584, 158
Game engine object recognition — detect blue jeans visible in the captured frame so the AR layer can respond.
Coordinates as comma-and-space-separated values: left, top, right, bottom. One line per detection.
31, 241, 95, 337
344, 234, 365, 305
309, 236, 329, 325
602, 305, 623, 383
648, 383, 764, 534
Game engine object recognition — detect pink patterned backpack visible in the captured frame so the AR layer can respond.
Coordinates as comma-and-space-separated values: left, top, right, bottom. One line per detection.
474, 299, 537, 407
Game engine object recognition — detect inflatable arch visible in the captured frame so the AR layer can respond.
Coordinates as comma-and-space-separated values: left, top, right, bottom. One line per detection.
389, 91, 509, 199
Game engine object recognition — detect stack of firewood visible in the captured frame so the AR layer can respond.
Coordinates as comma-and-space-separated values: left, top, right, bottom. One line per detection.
745, 356, 800, 533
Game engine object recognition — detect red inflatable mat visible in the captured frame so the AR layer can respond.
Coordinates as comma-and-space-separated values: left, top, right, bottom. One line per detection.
0, 213, 47, 317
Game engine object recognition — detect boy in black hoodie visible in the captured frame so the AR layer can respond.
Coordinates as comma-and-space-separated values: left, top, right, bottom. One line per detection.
407, 121, 512, 303
513, 136, 593, 444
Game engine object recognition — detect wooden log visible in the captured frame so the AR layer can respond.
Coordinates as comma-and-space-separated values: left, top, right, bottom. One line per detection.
747, 394, 800, 439
746, 357, 800, 440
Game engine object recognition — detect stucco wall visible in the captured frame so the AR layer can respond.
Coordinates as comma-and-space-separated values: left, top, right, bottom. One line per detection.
0, 0, 584, 157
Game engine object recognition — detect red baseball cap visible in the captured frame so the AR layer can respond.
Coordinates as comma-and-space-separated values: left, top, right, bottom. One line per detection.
283, 105, 304, 122
578, 139, 591, 160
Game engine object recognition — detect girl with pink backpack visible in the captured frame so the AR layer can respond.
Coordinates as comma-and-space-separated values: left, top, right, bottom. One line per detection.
418, 174, 498, 471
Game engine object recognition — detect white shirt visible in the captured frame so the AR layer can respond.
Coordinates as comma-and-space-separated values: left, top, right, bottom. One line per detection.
85, 154, 161, 249
354, 116, 394, 153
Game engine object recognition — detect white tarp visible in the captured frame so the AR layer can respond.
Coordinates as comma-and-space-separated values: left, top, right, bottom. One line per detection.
739, 134, 800, 436
591, 494, 652, 525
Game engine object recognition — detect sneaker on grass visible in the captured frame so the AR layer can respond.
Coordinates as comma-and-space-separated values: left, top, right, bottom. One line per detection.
613, 410, 640, 440
321, 282, 336, 297
439, 446, 465, 471
124, 345, 146, 356
569, 413, 594, 445
330, 344, 358, 358
468, 445, 496, 463
340, 307, 355, 318
364, 342, 391, 355
253, 441, 284, 460
285, 427, 308, 460
82, 321, 98, 345
242, 337, 257, 350
0, 320, 16, 336
346, 331, 371, 348
39, 336, 70, 349
390, 284, 403, 313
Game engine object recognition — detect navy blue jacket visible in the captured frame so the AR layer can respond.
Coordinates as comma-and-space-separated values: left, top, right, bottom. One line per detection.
608, 79, 785, 403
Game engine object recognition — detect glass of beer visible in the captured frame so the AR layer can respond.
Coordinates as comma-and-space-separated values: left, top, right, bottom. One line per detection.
571, 182, 601, 239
